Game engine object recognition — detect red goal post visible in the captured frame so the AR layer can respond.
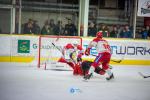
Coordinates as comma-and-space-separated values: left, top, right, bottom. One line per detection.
38, 35, 82, 69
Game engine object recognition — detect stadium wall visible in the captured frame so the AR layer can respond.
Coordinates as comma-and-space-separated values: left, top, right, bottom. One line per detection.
0, 34, 150, 66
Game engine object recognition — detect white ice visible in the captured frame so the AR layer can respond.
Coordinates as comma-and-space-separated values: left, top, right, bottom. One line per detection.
0, 62, 150, 100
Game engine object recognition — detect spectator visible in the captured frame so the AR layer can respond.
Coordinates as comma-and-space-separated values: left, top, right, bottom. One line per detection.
99, 24, 109, 37
146, 26, 150, 39
23, 19, 33, 34
139, 27, 148, 39
88, 22, 97, 37
41, 20, 50, 35
116, 25, 123, 38
32, 20, 40, 35
63, 19, 77, 36
53, 20, 64, 35
109, 25, 118, 38
23, 19, 34, 34
49, 19, 56, 35
120, 25, 132, 38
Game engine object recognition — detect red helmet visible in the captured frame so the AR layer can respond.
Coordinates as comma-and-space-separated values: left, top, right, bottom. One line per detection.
96, 31, 103, 38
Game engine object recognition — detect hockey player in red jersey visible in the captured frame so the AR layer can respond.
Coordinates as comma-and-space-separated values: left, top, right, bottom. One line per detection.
84, 31, 114, 80
58, 41, 84, 75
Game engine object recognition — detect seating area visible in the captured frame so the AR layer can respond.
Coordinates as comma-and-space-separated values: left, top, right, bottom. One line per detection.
0, 0, 149, 39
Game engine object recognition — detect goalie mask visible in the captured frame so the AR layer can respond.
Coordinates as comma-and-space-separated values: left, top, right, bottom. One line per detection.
72, 41, 78, 46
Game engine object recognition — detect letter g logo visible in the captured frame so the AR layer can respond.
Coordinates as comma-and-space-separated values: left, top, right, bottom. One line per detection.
33, 44, 38, 49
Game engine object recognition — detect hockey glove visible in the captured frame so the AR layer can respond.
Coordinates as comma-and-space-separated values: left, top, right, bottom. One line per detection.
77, 57, 82, 62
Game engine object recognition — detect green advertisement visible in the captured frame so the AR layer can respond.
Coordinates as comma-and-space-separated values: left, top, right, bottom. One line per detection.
18, 40, 30, 53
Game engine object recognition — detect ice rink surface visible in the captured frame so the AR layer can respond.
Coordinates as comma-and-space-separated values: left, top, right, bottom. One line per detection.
0, 62, 150, 100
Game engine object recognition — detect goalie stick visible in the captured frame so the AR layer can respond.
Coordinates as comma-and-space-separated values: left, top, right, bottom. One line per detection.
52, 42, 62, 53
138, 72, 150, 78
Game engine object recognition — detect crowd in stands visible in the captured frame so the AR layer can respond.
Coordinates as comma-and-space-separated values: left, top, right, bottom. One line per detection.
21, 18, 150, 39
87, 22, 133, 38
22, 18, 77, 36
23, 19, 40, 35
87, 22, 150, 39
138, 26, 150, 39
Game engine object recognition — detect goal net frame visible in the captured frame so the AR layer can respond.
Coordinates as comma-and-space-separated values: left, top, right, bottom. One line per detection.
38, 35, 82, 69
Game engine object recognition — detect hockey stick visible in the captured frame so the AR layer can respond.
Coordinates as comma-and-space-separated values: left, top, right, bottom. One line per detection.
91, 54, 123, 63
138, 72, 150, 78
52, 42, 62, 53
52, 43, 123, 63
111, 59, 123, 63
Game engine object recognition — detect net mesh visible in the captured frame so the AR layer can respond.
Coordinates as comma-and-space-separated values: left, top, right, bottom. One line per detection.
38, 36, 82, 70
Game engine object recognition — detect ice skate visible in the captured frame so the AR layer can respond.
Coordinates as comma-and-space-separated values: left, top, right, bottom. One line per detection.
83, 73, 93, 80
106, 73, 114, 80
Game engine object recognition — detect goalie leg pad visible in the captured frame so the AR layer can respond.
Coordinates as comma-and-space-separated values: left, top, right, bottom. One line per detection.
73, 64, 83, 75
94, 67, 106, 75
67, 62, 75, 69
58, 57, 67, 63
94, 67, 101, 74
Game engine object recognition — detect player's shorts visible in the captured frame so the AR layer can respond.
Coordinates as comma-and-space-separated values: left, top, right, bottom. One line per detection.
92, 52, 111, 70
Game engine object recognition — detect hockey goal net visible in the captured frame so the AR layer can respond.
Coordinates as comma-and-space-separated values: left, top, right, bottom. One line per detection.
38, 35, 82, 70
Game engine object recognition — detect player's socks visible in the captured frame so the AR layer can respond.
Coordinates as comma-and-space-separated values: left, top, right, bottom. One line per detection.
106, 69, 114, 80
109, 65, 113, 69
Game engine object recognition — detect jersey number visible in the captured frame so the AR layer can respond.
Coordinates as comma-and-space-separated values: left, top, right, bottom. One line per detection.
103, 44, 110, 51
